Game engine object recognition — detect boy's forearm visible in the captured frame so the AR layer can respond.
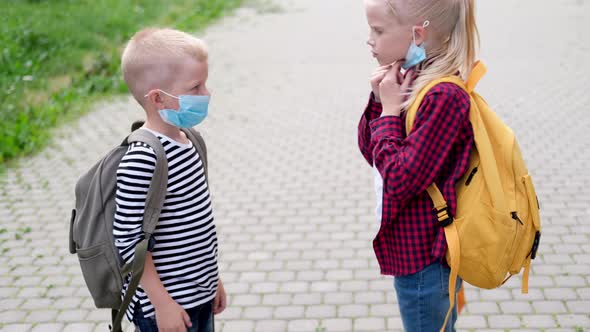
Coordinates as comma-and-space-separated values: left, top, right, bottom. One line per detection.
140, 252, 173, 309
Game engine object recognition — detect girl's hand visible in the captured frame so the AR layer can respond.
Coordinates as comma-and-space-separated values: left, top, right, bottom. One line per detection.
379, 63, 416, 116
370, 63, 395, 103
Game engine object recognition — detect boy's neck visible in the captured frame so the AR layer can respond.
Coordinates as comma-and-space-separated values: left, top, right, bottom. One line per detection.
143, 117, 189, 144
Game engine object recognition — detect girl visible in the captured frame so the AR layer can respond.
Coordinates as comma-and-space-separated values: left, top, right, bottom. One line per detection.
358, 0, 478, 331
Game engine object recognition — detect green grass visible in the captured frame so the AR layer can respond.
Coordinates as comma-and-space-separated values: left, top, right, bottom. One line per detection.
0, 0, 242, 166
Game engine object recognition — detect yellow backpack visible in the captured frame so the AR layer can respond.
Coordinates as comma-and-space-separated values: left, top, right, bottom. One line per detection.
405, 61, 542, 330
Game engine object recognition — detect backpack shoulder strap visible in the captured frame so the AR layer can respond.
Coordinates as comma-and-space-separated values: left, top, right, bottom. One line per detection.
405, 61, 487, 134
127, 129, 168, 235
465, 60, 487, 93
405, 76, 467, 135
403, 74, 469, 225
111, 128, 168, 332
406, 61, 489, 210
182, 128, 208, 179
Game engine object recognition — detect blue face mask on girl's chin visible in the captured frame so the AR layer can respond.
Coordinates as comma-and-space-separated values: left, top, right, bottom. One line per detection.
153, 90, 209, 128
402, 21, 429, 70
402, 42, 427, 70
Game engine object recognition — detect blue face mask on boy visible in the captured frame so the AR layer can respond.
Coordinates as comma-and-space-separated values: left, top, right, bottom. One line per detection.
402, 21, 430, 70
148, 89, 209, 128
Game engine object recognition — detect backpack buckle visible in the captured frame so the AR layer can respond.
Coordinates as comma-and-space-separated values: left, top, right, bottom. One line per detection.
434, 206, 454, 227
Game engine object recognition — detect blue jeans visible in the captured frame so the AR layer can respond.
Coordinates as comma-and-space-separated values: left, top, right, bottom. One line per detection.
133, 301, 214, 332
394, 262, 462, 332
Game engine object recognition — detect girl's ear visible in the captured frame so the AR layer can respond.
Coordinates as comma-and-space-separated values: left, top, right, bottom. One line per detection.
414, 25, 428, 45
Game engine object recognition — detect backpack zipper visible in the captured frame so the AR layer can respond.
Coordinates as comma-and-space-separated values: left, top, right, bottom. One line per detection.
511, 211, 524, 225
465, 167, 478, 186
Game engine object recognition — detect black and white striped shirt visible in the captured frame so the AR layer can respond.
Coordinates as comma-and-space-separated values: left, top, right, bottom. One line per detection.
113, 129, 218, 320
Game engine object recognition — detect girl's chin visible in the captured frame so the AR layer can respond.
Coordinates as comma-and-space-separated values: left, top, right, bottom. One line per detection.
377, 57, 402, 66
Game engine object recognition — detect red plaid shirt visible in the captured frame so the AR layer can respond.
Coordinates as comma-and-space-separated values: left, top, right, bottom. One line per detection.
358, 82, 474, 276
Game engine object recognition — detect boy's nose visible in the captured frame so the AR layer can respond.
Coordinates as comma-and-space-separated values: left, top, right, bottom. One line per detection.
366, 39, 374, 47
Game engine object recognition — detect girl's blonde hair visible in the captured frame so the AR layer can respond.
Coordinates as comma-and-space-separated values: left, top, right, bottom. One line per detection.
387, 0, 479, 110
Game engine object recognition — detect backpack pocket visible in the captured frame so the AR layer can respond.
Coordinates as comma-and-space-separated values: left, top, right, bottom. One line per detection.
76, 243, 122, 308
455, 202, 517, 288
506, 175, 541, 274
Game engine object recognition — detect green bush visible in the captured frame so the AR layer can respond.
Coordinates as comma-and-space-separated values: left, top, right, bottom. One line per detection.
0, 0, 242, 164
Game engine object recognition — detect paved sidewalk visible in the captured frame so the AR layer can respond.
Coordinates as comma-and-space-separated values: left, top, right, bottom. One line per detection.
1, 0, 589, 331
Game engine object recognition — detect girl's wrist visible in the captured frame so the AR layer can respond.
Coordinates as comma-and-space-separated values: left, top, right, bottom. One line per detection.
382, 104, 402, 117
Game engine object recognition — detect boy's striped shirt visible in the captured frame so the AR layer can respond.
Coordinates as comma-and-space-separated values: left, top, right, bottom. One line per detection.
113, 129, 218, 320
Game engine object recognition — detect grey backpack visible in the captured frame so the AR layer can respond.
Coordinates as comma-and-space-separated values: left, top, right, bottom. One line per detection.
69, 122, 208, 332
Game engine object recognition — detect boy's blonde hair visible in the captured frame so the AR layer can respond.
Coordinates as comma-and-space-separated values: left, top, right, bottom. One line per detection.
387, 0, 479, 109
121, 28, 209, 105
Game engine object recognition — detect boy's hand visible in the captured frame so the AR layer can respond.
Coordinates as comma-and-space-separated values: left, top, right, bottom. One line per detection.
155, 298, 192, 332
370, 63, 395, 103
213, 279, 227, 315
379, 63, 416, 116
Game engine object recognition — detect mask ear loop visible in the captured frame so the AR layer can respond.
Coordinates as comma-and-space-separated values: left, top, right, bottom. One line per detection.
402, 20, 430, 96
413, 20, 430, 45
143, 89, 180, 99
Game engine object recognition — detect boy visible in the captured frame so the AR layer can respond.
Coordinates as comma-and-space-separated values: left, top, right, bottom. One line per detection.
113, 28, 226, 332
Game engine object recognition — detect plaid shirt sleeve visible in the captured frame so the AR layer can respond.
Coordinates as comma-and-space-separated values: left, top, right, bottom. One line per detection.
358, 93, 383, 166
369, 83, 470, 201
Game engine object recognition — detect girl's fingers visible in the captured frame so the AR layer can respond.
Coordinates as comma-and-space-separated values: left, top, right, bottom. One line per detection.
374, 61, 397, 74
396, 70, 404, 85
400, 69, 416, 101
379, 61, 397, 71
372, 71, 388, 82
371, 71, 390, 87
403, 68, 413, 78
390, 61, 402, 74
372, 68, 391, 78
371, 69, 389, 77
382, 65, 401, 85
381, 62, 402, 85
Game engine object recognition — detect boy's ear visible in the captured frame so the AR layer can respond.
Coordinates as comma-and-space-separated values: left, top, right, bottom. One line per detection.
145, 90, 165, 109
